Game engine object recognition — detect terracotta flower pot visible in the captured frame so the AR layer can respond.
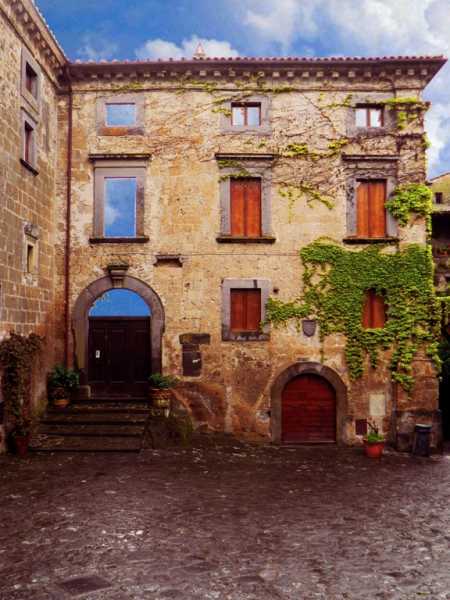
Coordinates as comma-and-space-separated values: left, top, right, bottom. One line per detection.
364, 440, 385, 458
151, 388, 172, 408
14, 435, 30, 458
53, 397, 70, 408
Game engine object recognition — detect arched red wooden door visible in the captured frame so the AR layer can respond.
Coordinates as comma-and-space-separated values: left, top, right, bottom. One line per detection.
281, 374, 336, 443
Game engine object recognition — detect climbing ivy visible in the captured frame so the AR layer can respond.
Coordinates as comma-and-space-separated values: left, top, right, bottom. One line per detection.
385, 183, 433, 230
382, 97, 429, 131
265, 241, 441, 391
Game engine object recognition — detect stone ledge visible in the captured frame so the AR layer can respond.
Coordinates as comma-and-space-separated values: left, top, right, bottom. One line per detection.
343, 236, 399, 244
89, 237, 149, 244
216, 236, 276, 244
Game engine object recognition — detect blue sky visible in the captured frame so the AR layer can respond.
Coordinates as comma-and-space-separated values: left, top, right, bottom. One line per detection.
36, 0, 450, 177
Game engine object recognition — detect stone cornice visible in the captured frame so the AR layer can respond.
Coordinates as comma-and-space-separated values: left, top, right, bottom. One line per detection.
1, 0, 67, 79
67, 56, 447, 88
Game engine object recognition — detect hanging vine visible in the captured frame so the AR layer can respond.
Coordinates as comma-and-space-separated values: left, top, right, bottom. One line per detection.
265, 241, 441, 391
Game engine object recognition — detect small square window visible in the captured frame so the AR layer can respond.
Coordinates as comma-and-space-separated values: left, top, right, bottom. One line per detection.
232, 103, 261, 127
21, 48, 40, 110
355, 107, 383, 128
105, 103, 136, 127
104, 178, 137, 237
230, 289, 261, 332
221, 278, 271, 341
435, 192, 443, 204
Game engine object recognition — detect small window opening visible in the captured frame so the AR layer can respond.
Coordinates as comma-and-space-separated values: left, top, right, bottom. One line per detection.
355, 106, 383, 128
106, 103, 136, 127
231, 103, 261, 127
26, 243, 35, 274
362, 289, 387, 329
25, 62, 38, 98
24, 122, 34, 164
435, 192, 443, 204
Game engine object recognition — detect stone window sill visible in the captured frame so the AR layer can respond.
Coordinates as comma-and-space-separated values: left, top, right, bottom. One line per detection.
20, 158, 39, 176
89, 236, 149, 244
216, 235, 276, 244
343, 236, 398, 244
97, 126, 145, 137
223, 332, 270, 342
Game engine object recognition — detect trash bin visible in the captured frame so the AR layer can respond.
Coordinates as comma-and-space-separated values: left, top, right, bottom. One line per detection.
412, 424, 432, 457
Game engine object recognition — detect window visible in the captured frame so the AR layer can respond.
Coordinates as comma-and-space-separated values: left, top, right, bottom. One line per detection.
230, 178, 262, 237
97, 94, 144, 136
26, 243, 35, 274
106, 103, 136, 127
435, 192, 443, 204
23, 222, 39, 283
356, 180, 387, 238
91, 157, 149, 242
362, 289, 386, 329
230, 289, 261, 332
222, 278, 271, 341
232, 103, 261, 127
21, 48, 40, 110
216, 155, 275, 243
21, 111, 38, 173
25, 63, 38, 99
356, 106, 383, 128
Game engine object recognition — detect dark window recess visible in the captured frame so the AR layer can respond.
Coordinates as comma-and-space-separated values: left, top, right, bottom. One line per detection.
435, 192, 443, 204
230, 289, 261, 332
362, 289, 387, 329
182, 344, 202, 376
25, 62, 38, 98
355, 106, 383, 128
356, 180, 387, 238
26, 244, 34, 273
231, 103, 261, 126
355, 419, 368, 436
24, 122, 34, 164
230, 178, 262, 237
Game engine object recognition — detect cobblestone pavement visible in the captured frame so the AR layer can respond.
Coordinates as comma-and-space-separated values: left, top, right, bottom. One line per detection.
1, 437, 449, 600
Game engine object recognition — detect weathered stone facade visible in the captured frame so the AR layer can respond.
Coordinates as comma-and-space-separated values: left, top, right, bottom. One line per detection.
431, 172, 450, 294
0, 0, 446, 451
0, 0, 65, 449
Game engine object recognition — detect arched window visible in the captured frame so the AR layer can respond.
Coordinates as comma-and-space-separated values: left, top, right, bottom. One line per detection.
89, 289, 151, 317
362, 289, 386, 329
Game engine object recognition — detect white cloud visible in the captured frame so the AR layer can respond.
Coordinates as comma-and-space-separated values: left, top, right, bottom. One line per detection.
239, 0, 450, 175
77, 34, 119, 61
135, 35, 240, 60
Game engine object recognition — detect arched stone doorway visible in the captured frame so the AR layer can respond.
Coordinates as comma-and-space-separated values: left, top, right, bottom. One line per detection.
271, 362, 348, 444
72, 275, 164, 396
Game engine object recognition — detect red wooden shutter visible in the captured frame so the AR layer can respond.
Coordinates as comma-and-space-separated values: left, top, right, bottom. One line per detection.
230, 178, 262, 237
357, 182, 370, 237
356, 181, 386, 238
362, 290, 386, 329
369, 181, 387, 238
230, 289, 261, 331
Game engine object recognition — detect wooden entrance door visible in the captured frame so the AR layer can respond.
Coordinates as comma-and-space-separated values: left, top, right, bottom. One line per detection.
281, 374, 336, 443
88, 317, 151, 397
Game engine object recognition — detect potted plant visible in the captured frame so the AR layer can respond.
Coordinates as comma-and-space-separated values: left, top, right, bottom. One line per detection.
48, 365, 79, 408
11, 413, 33, 457
148, 373, 179, 414
363, 421, 385, 458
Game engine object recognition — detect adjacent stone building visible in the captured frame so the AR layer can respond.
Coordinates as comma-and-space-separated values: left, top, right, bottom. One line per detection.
0, 0, 447, 450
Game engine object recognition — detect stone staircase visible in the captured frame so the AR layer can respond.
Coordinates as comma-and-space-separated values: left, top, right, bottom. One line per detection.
30, 398, 150, 452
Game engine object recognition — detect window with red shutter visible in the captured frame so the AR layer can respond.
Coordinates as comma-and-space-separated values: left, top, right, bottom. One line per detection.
356, 180, 387, 238
362, 289, 387, 329
230, 289, 261, 332
230, 178, 262, 238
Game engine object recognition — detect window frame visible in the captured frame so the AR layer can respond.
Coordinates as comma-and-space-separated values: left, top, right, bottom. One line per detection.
220, 95, 271, 134
231, 103, 262, 127
362, 289, 387, 329
343, 156, 398, 242
222, 278, 271, 341
216, 155, 275, 243
21, 47, 41, 112
23, 222, 39, 285
20, 110, 38, 174
96, 94, 145, 136
91, 158, 149, 243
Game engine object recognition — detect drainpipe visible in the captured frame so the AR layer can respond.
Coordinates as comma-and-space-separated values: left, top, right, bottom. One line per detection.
63, 65, 73, 368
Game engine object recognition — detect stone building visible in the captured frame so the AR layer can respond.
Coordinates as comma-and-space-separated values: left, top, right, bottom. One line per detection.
431, 172, 450, 294
0, 0, 447, 451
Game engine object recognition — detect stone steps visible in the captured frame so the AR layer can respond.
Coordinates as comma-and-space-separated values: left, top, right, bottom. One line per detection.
30, 398, 150, 453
